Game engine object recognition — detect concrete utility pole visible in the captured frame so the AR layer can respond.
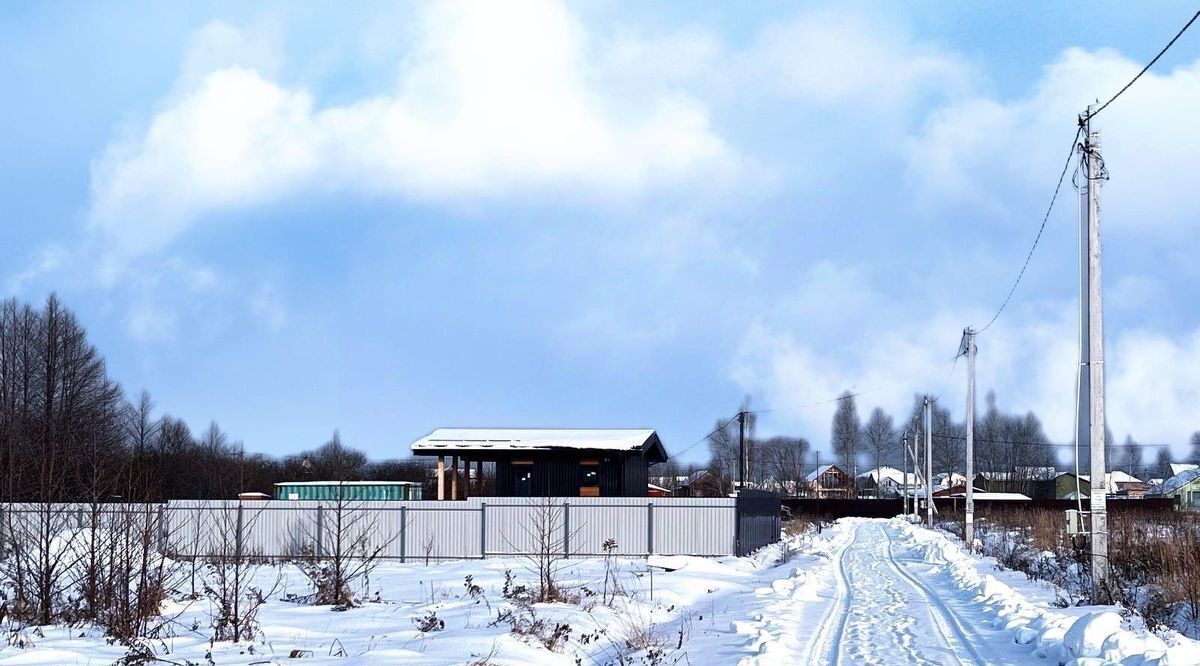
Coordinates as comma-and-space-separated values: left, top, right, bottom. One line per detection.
962, 328, 977, 550
1079, 110, 1109, 602
902, 430, 909, 518
737, 411, 746, 492
924, 395, 934, 528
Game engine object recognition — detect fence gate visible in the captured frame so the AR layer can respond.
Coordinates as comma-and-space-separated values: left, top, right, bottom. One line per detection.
735, 490, 782, 556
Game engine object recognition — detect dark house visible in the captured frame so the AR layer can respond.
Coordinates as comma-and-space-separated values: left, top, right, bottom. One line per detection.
411, 428, 668, 499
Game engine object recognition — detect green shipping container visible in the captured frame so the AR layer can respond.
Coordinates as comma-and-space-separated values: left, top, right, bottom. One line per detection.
274, 481, 423, 501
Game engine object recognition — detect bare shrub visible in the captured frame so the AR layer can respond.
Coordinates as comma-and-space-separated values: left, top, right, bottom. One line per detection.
293, 494, 397, 608
506, 499, 583, 603
202, 504, 280, 643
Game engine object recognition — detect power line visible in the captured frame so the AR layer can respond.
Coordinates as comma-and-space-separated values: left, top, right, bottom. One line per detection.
1085, 8, 1200, 122
977, 125, 1083, 335
979, 7, 1200, 335
662, 413, 739, 464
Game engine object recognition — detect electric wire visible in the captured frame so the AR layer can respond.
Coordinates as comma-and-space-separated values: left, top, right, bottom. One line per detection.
1085, 8, 1200, 122
976, 125, 1083, 335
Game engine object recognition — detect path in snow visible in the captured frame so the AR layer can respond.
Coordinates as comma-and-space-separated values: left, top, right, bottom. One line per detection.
803, 521, 1004, 665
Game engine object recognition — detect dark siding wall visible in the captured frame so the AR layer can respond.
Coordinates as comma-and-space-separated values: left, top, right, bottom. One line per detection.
544, 459, 579, 496
622, 455, 649, 497
495, 460, 514, 495
600, 458, 622, 496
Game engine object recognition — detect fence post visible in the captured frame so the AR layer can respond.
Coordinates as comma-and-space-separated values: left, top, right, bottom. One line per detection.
316, 504, 324, 558
235, 503, 245, 559
156, 504, 166, 553
480, 502, 487, 559
734, 495, 742, 557
400, 505, 407, 563
563, 501, 570, 558
647, 502, 654, 556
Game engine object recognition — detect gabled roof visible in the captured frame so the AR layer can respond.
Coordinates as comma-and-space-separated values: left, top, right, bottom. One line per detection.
1169, 463, 1198, 477
806, 464, 844, 483
411, 428, 667, 463
1151, 468, 1200, 496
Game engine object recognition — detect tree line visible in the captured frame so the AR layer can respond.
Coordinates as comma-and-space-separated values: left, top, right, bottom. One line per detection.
701, 390, 1200, 495
1, 294, 426, 503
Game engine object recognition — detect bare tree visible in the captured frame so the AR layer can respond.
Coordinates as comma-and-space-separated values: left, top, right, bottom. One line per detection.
831, 391, 862, 486
863, 407, 896, 489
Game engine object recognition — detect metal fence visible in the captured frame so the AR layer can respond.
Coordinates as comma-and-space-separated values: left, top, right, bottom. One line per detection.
0, 497, 781, 561
163, 496, 763, 560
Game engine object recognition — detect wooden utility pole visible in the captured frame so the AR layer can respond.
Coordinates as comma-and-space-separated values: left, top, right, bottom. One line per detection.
737, 411, 746, 492
1079, 110, 1109, 602
924, 395, 933, 528
963, 328, 977, 549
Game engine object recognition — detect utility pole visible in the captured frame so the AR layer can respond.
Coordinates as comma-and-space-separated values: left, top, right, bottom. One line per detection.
737, 411, 746, 493
902, 430, 909, 518
924, 395, 933, 528
1079, 110, 1109, 602
962, 328, 977, 550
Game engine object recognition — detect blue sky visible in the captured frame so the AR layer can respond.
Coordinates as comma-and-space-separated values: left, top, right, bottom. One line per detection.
3, 1, 1200, 464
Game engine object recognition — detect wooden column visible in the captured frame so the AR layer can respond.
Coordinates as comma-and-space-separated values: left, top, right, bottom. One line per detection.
451, 455, 459, 500
437, 456, 445, 500
476, 460, 484, 494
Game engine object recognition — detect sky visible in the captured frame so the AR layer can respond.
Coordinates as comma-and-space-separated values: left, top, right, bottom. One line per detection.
3, 0, 1200, 465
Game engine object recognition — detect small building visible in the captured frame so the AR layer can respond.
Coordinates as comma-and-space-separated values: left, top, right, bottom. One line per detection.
857, 466, 918, 498
274, 481, 423, 501
237, 492, 271, 501
410, 428, 668, 499
806, 464, 851, 499
1150, 468, 1200, 510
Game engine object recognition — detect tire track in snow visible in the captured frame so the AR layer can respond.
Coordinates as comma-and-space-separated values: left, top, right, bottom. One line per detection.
805, 522, 858, 665
881, 523, 990, 666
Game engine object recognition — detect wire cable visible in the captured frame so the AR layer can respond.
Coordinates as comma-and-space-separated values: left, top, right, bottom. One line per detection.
977, 125, 1083, 334
1085, 8, 1200, 122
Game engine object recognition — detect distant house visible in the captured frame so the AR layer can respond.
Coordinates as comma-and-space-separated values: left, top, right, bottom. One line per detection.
976, 468, 1064, 498
411, 428, 668, 499
274, 481, 423, 501
856, 466, 917, 498
1169, 463, 1199, 477
1150, 468, 1200, 510
935, 485, 1030, 502
807, 464, 851, 499
647, 483, 670, 497
1079, 471, 1144, 497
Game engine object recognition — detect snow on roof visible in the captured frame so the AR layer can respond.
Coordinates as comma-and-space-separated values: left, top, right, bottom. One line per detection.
275, 481, 421, 486
946, 491, 1031, 501
806, 464, 836, 482
411, 428, 661, 454
1151, 468, 1200, 496
857, 466, 916, 485
1169, 463, 1199, 477
1108, 470, 1142, 484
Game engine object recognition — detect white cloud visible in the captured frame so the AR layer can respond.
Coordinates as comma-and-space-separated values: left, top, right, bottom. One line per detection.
89, 1, 737, 256
732, 261, 1200, 456
907, 48, 1200, 231
739, 9, 970, 106
250, 283, 287, 333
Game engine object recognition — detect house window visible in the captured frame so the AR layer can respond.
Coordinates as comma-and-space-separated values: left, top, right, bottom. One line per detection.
580, 460, 600, 497
513, 461, 534, 497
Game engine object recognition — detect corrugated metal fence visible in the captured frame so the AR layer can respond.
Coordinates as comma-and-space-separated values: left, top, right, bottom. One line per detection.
1, 497, 781, 561
164, 497, 758, 560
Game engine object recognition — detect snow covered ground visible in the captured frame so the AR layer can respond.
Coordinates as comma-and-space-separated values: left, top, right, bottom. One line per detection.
3, 518, 1199, 664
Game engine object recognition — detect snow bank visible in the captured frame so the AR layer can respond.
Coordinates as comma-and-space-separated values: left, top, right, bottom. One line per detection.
890, 518, 1200, 666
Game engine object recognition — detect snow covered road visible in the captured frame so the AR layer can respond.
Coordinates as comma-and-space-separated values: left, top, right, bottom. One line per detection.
807, 521, 994, 665
745, 518, 1200, 665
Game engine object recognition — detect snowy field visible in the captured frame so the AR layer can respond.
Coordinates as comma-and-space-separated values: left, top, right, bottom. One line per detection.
3, 518, 1200, 665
